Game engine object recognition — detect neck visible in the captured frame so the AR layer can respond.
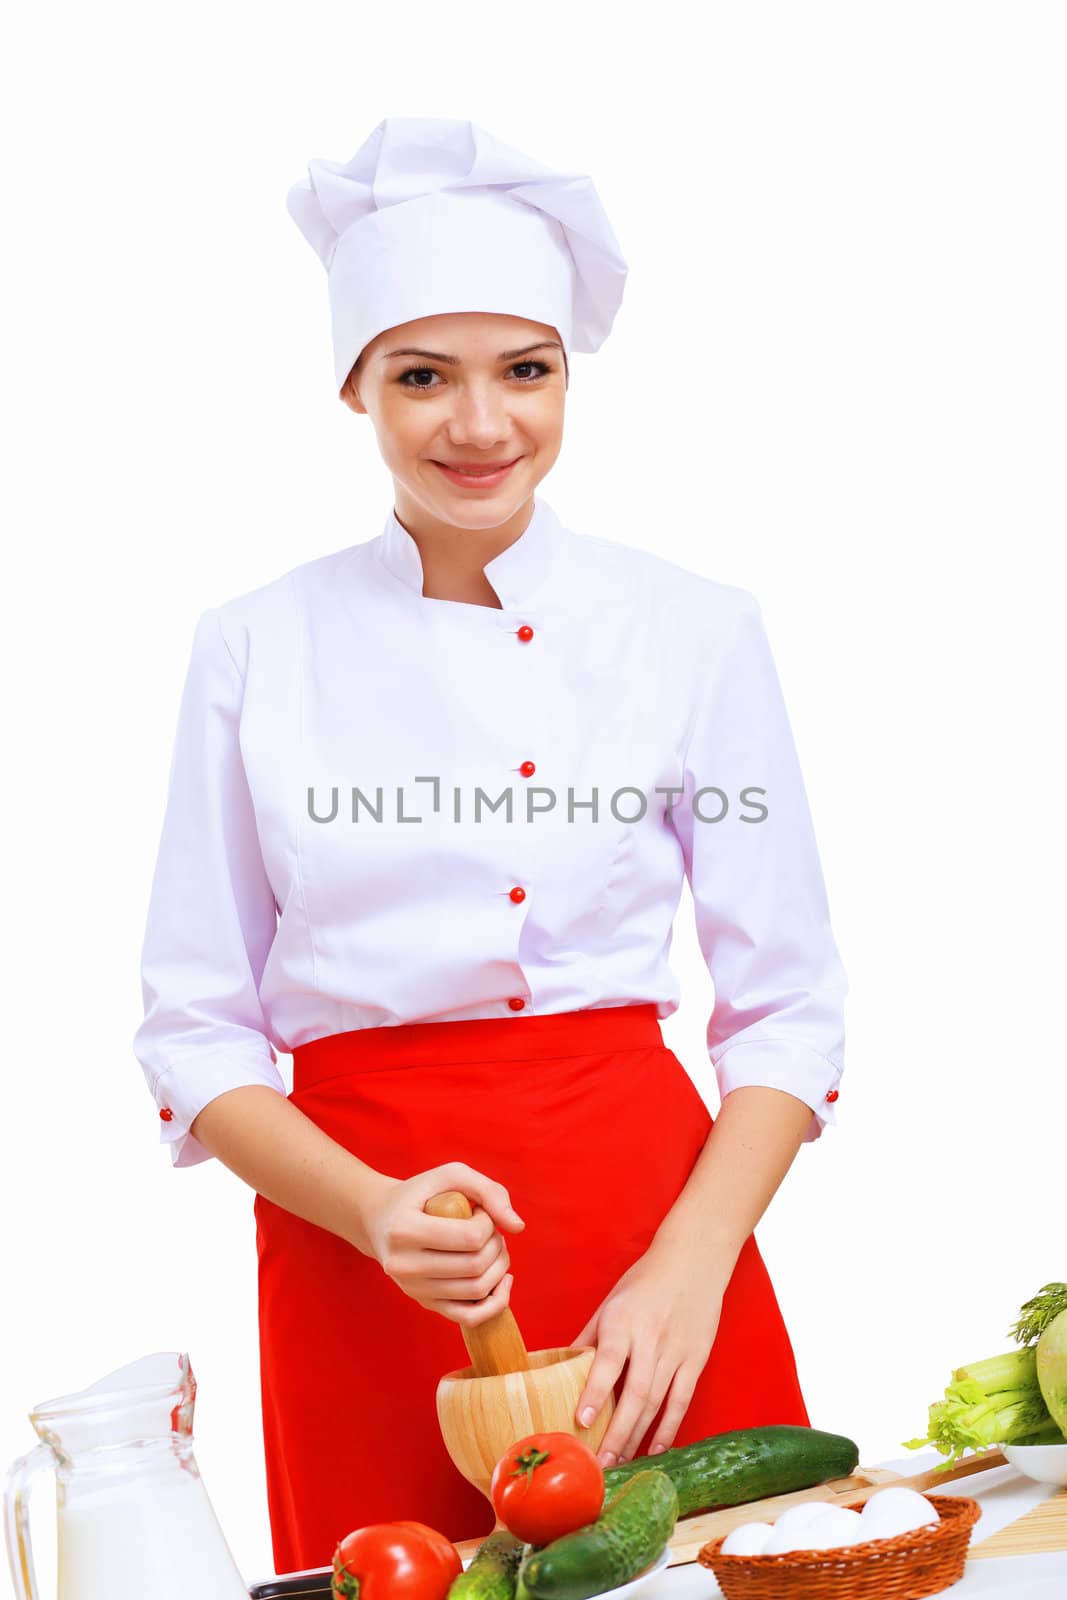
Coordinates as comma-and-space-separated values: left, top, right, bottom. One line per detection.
392, 490, 535, 606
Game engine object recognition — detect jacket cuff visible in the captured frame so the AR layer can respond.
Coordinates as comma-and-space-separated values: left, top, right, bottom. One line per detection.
151, 1048, 287, 1168
711, 1037, 843, 1144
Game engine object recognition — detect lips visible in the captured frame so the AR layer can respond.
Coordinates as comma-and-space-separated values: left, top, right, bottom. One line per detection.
434, 457, 520, 474
431, 456, 523, 489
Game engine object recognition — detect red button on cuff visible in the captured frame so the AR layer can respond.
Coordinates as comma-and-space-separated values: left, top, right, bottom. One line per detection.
508, 886, 526, 903
159, 1107, 174, 1122
516, 625, 534, 642
825, 1088, 839, 1104
507, 997, 526, 1011
519, 761, 536, 778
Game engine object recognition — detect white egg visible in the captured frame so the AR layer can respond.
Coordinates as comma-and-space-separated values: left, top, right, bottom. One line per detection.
858, 1487, 940, 1540
764, 1505, 866, 1554
721, 1521, 775, 1555
769, 1501, 836, 1537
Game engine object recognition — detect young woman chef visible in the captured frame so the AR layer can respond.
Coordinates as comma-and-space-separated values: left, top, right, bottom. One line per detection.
133, 116, 848, 1576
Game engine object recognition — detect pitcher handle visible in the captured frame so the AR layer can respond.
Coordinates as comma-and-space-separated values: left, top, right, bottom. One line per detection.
4, 1443, 50, 1600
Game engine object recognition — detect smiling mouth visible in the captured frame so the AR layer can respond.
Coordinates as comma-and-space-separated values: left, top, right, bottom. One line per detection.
433, 457, 522, 474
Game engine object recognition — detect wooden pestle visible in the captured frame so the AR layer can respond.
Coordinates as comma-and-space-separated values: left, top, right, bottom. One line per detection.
426, 1188, 613, 1506
423, 1190, 532, 1376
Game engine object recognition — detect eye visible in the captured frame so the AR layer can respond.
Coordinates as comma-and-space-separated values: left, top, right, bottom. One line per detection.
396, 360, 554, 391
511, 361, 553, 381
397, 367, 443, 391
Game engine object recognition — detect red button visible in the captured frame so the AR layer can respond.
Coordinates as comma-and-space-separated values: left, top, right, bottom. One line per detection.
825, 1088, 839, 1103
516, 625, 534, 642
507, 997, 526, 1011
519, 761, 536, 777
509, 886, 526, 903
159, 1107, 174, 1122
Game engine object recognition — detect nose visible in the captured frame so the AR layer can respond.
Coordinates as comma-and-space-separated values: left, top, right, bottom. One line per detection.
443, 380, 516, 448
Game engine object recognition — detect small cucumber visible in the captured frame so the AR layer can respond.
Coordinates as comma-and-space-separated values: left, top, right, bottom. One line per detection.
520, 1468, 677, 1600
514, 1546, 537, 1600
601, 1424, 859, 1518
447, 1529, 525, 1600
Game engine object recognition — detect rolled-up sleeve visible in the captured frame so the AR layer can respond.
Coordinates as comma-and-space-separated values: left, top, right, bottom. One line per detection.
133, 606, 287, 1167
668, 591, 847, 1143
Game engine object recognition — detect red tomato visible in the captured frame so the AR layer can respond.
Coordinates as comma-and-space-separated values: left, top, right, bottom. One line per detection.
331, 1519, 462, 1600
490, 1431, 605, 1545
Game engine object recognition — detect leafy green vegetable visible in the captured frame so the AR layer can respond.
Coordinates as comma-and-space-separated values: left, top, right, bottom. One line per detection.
902, 1347, 1055, 1469
1013, 1419, 1067, 1446
903, 1285, 1067, 1470
1007, 1283, 1067, 1346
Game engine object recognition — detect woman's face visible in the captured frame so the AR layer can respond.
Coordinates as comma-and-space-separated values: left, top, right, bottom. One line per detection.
341, 311, 568, 530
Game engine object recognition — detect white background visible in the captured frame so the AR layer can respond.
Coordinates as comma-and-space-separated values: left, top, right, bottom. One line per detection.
3, 1, 1065, 1591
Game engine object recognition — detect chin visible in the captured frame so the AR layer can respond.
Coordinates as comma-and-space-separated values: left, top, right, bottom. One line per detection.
440, 500, 526, 529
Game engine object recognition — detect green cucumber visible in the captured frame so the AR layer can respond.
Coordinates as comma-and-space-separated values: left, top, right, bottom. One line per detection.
520, 1468, 677, 1600
601, 1424, 859, 1518
447, 1529, 525, 1600
514, 1547, 537, 1600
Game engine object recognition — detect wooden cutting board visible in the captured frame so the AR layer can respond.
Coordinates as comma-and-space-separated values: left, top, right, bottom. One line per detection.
453, 1445, 1067, 1566
658, 1445, 1013, 1566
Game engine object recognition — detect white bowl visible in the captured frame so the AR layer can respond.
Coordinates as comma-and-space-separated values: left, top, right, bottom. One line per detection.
1002, 1440, 1067, 1486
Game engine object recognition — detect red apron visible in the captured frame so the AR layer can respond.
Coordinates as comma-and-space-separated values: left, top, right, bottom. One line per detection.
253, 1003, 810, 1576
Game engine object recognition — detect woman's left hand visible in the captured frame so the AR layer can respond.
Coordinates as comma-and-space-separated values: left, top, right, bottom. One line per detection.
568, 1238, 729, 1466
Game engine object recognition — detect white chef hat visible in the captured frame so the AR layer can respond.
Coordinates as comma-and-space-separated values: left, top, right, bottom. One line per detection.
286, 116, 629, 394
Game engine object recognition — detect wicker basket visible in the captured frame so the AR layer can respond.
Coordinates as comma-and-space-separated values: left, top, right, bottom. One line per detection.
696, 1493, 981, 1600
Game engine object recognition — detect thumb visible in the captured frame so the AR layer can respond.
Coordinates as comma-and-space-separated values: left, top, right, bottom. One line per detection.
448, 1163, 526, 1231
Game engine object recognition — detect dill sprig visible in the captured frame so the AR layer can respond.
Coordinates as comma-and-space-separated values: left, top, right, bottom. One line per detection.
1007, 1283, 1067, 1346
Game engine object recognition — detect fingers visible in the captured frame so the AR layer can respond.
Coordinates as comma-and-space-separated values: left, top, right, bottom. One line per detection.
569, 1313, 601, 1428
419, 1238, 511, 1299
645, 1371, 697, 1456
426, 1270, 515, 1327
382, 1233, 510, 1294
613, 1354, 673, 1463
416, 1162, 526, 1237
573, 1335, 629, 1448
589, 1348, 661, 1467
377, 1162, 523, 1324
398, 1230, 511, 1284
609, 1361, 699, 1463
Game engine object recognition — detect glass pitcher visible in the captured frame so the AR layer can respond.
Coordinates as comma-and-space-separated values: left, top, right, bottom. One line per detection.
4, 1351, 251, 1600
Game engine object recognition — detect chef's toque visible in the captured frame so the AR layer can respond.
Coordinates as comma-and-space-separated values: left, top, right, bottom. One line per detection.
286, 116, 629, 394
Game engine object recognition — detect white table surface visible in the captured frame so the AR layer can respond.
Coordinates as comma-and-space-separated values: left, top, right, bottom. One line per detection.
645, 1450, 1067, 1599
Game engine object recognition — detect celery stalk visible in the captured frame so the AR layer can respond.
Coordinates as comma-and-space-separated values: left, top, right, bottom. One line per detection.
953, 1348, 1037, 1390
903, 1346, 1053, 1469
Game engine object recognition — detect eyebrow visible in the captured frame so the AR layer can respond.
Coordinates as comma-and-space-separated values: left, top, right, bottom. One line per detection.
379, 341, 563, 364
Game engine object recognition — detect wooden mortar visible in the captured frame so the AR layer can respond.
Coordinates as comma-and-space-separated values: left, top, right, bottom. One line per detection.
427, 1190, 615, 1518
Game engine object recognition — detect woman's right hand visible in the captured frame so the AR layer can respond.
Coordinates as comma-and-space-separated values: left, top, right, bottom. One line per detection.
362, 1161, 526, 1327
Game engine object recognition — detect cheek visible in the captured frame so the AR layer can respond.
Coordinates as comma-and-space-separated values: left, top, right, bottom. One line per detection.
375, 397, 435, 460
524, 391, 565, 446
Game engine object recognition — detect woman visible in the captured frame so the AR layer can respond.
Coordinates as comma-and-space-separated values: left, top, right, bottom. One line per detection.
133, 116, 848, 1577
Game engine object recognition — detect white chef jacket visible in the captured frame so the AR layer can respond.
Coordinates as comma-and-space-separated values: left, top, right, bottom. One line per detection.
133, 493, 847, 1167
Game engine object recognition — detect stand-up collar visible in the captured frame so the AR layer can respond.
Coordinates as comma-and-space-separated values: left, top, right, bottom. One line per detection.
376, 493, 561, 609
